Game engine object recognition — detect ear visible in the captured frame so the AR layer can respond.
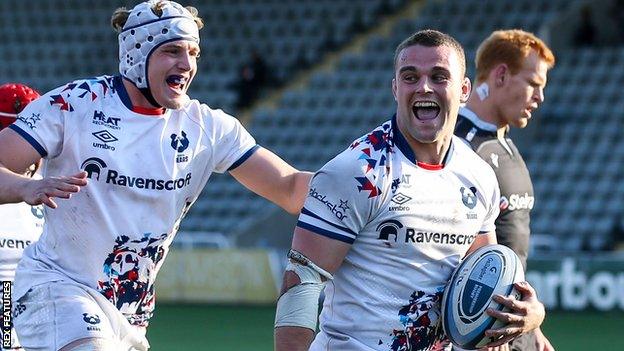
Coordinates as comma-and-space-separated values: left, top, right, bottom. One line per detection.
460, 77, 471, 103
391, 78, 397, 101
493, 64, 508, 87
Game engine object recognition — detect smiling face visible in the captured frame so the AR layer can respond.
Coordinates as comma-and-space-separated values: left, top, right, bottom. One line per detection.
495, 51, 549, 128
146, 39, 200, 109
392, 44, 470, 148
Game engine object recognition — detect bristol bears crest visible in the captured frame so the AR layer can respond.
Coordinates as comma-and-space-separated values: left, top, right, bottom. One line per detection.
83, 313, 101, 325
460, 186, 478, 209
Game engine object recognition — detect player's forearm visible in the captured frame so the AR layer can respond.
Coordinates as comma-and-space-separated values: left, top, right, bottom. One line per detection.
274, 326, 315, 351
0, 164, 32, 204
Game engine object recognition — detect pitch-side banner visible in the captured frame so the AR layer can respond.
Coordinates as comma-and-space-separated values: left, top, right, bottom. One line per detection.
526, 256, 624, 311
156, 248, 278, 303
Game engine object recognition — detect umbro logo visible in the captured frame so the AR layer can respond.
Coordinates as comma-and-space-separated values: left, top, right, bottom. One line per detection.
391, 193, 412, 205
389, 192, 411, 211
92, 130, 118, 151
92, 130, 118, 143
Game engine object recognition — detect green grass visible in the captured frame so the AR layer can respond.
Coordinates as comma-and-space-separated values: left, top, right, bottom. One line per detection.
147, 304, 624, 350
540, 310, 624, 351
147, 304, 275, 351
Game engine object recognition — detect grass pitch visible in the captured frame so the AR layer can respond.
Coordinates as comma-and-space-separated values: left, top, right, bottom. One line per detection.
147, 304, 623, 350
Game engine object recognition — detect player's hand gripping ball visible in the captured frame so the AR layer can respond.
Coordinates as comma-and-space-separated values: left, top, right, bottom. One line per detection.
442, 244, 524, 349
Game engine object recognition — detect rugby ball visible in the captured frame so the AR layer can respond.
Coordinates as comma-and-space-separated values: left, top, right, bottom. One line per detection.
441, 244, 524, 350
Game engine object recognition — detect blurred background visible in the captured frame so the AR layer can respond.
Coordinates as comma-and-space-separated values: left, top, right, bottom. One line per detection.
1, 0, 623, 349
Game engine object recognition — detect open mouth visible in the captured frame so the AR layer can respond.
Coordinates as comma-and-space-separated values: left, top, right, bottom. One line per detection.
166, 75, 187, 93
412, 101, 440, 121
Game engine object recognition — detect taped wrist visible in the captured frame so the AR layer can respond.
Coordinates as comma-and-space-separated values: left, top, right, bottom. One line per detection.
274, 249, 333, 330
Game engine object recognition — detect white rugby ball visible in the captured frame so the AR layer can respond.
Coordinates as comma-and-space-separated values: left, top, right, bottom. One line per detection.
441, 244, 524, 350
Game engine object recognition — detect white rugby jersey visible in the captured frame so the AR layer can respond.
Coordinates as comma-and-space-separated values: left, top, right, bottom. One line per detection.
0, 200, 44, 281
299, 117, 500, 351
10, 76, 257, 326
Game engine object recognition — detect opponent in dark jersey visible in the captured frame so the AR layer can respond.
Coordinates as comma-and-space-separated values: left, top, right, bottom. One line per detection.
455, 107, 533, 268
454, 30, 556, 351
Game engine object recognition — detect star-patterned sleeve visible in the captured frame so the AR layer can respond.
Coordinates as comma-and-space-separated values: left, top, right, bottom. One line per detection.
9, 84, 69, 159
297, 145, 384, 244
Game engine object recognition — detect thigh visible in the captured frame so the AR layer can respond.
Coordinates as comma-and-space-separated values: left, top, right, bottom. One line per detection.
13, 282, 116, 350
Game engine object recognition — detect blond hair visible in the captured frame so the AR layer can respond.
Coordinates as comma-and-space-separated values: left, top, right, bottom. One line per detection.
110, 1, 204, 33
475, 29, 555, 83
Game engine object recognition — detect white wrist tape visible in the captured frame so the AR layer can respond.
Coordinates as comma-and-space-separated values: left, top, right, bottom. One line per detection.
274, 280, 324, 330
274, 250, 334, 330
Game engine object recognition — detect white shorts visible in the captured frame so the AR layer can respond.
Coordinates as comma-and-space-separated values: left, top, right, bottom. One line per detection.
12, 281, 149, 351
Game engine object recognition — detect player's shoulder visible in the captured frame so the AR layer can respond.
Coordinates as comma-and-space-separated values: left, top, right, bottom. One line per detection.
183, 100, 241, 126
451, 136, 498, 181
325, 119, 392, 174
454, 109, 497, 150
42, 75, 117, 113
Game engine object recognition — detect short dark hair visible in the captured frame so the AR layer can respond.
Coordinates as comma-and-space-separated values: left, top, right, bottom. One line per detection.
394, 29, 466, 76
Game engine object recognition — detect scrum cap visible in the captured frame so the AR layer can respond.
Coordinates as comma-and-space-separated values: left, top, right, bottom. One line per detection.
0, 83, 40, 130
118, 0, 200, 89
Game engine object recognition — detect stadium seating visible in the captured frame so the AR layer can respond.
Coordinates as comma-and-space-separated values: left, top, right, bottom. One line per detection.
229, 0, 622, 251
0, 0, 391, 111
1, 0, 622, 252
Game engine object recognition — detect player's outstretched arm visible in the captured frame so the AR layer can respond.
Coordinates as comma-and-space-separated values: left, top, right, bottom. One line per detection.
483, 281, 546, 348
0, 128, 87, 208
230, 147, 312, 214
274, 227, 351, 351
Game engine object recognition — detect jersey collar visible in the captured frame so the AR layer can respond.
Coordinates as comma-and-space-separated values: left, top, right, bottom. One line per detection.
391, 114, 452, 168
459, 106, 498, 132
114, 75, 133, 111
113, 75, 166, 116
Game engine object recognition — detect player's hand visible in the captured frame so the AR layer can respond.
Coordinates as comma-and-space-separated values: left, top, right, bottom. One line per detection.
483, 281, 545, 347
533, 327, 555, 351
21, 171, 88, 208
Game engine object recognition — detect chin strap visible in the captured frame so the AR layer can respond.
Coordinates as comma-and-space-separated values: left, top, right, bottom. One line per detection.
138, 87, 161, 108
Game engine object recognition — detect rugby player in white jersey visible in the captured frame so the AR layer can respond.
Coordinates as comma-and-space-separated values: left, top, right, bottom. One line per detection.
0, 83, 43, 351
274, 30, 546, 351
0, 1, 311, 350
